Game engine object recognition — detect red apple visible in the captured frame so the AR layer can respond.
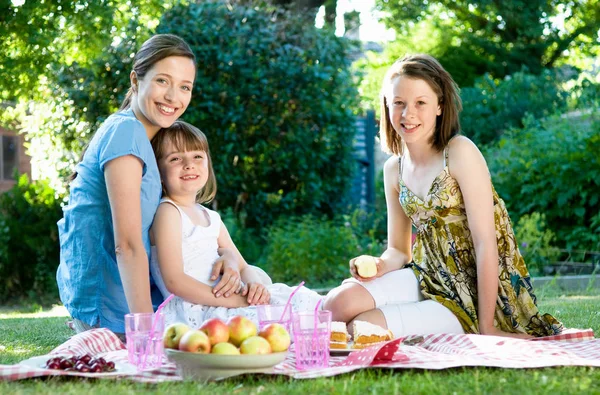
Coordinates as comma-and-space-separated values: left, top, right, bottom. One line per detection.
163, 322, 192, 350
178, 329, 211, 353
211, 342, 241, 355
227, 316, 257, 347
199, 318, 230, 345
259, 323, 291, 352
240, 335, 272, 355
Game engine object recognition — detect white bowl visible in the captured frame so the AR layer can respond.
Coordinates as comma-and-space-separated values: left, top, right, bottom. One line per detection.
165, 349, 288, 381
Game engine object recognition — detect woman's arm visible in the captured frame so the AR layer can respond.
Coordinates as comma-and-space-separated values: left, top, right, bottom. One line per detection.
217, 222, 270, 305
449, 137, 531, 339
152, 203, 248, 308
353, 155, 413, 281
105, 156, 153, 314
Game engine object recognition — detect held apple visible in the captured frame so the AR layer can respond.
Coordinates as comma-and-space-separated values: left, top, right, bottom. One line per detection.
240, 335, 272, 355
199, 318, 230, 345
178, 329, 211, 353
211, 342, 241, 355
259, 323, 291, 352
354, 255, 377, 278
163, 322, 192, 350
227, 316, 257, 347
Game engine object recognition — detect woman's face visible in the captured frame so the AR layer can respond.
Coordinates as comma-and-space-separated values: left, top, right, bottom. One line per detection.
386, 75, 441, 147
130, 56, 196, 137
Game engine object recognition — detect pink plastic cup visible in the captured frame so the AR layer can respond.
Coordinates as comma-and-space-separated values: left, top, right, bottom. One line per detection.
292, 310, 331, 370
124, 312, 165, 370
257, 304, 293, 336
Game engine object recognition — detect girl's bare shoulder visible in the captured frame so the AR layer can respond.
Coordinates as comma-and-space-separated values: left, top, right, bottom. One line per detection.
384, 154, 401, 173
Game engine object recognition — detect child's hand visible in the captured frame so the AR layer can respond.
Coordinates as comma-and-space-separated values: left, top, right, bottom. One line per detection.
241, 282, 270, 305
349, 256, 384, 282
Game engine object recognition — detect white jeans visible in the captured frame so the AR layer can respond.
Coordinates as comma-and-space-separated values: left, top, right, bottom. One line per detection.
343, 268, 465, 338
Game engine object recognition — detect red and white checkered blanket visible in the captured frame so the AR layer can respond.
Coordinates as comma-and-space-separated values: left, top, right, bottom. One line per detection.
1, 328, 598, 383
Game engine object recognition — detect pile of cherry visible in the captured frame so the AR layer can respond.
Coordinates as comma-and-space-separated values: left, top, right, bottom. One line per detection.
45, 354, 116, 373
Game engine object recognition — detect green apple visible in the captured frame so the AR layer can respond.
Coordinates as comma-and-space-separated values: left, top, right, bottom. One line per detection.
240, 335, 272, 355
211, 342, 241, 355
163, 322, 192, 350
178, 329, 211, 353
227, 316, 257, 347
259, 323, 291, 352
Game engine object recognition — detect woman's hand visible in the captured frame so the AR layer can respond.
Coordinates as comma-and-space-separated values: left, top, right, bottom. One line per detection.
349, 256, 385, 282
479, 325, 534, 339
240, 282, 271, 305
211, 248, 242, 298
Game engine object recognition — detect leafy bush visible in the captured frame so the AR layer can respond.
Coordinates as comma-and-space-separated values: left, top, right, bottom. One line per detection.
220, 207, 264, 264
461, 69, 569, 145
156, 1, 359, 228
485, 111, 600, 251
0, 175, 64, 302
259, 215, 365, 288
514, 212, 560, 276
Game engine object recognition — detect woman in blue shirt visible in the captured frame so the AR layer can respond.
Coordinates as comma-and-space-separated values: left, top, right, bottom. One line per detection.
57, 34, 241, 336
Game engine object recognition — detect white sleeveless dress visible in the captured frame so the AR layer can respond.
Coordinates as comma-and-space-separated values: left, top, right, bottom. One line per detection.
150, 199, 323, 329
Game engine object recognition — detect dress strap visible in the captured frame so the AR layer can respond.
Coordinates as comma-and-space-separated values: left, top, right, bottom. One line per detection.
159, 198, 194, 228
398, 155, 404, 184
443, 145, 449, 168
444, 134, 459, 168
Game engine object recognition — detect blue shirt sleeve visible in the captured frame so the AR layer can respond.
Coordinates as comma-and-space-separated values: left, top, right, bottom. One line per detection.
97, 117, 149, 175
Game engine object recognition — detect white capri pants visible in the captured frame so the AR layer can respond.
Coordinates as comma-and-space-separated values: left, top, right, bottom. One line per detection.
343, 268, 465, 338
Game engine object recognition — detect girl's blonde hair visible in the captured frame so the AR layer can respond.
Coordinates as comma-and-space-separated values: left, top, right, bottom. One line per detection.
380, 54, 462, 155
152, 121, 217, 204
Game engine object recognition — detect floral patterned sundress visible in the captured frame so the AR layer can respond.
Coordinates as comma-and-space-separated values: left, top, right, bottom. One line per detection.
399, 145, 563, 336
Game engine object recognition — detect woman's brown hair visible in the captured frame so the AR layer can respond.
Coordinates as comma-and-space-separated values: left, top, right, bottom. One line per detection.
379, 54, 462, 155
152, 121, 217, 204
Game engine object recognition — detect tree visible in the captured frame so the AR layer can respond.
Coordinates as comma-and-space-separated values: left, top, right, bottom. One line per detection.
0, 0, 175, 102
231, 0, 337, 27
156, 1, 359, 228
375, 0, 600, 78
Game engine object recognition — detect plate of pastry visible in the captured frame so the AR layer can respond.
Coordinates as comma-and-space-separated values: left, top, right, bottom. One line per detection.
329, 321, 394, 356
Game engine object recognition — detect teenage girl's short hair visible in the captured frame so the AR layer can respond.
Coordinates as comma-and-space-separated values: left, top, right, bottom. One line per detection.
120, 34, 196, 110
152, 121, 217, 204
380, 54, 462, 155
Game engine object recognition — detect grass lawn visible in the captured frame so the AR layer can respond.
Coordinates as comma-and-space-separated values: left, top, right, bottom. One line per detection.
1, 285, 599, 394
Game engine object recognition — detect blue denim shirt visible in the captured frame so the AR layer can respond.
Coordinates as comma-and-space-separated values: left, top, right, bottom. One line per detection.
57, 108, 163, 334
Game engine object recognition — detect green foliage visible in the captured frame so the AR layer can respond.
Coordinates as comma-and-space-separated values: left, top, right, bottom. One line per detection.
461, 69, 569, 145
0, 0, 174, 102
514, 212, 561, 276
259, 215, 363, 288
375, 0, 600, 79
156, 1, 359, 228
355, 19, 488, 113
0, 175, 64, 302
486, 111, 600, 251
220, 207, 264, 264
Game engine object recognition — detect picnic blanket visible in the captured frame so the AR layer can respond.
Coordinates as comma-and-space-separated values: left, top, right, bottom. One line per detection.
1, 328, 598, 383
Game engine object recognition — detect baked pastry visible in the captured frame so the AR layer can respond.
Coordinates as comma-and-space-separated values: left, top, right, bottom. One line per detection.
330, 321, 350, 349
351, 320, 393, 349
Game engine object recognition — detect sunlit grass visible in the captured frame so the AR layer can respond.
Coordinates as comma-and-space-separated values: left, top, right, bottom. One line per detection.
1, 286, 598, 394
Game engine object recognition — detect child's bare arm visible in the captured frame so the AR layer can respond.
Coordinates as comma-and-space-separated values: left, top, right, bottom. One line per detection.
450, 137, 531, 339
351, 155, 413, 281
152, 203, 249, 308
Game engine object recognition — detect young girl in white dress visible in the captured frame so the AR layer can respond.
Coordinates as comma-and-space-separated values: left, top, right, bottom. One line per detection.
149, 121, 322, 328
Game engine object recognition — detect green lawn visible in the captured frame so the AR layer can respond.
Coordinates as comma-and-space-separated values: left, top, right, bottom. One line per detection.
1, 287, 599, 394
